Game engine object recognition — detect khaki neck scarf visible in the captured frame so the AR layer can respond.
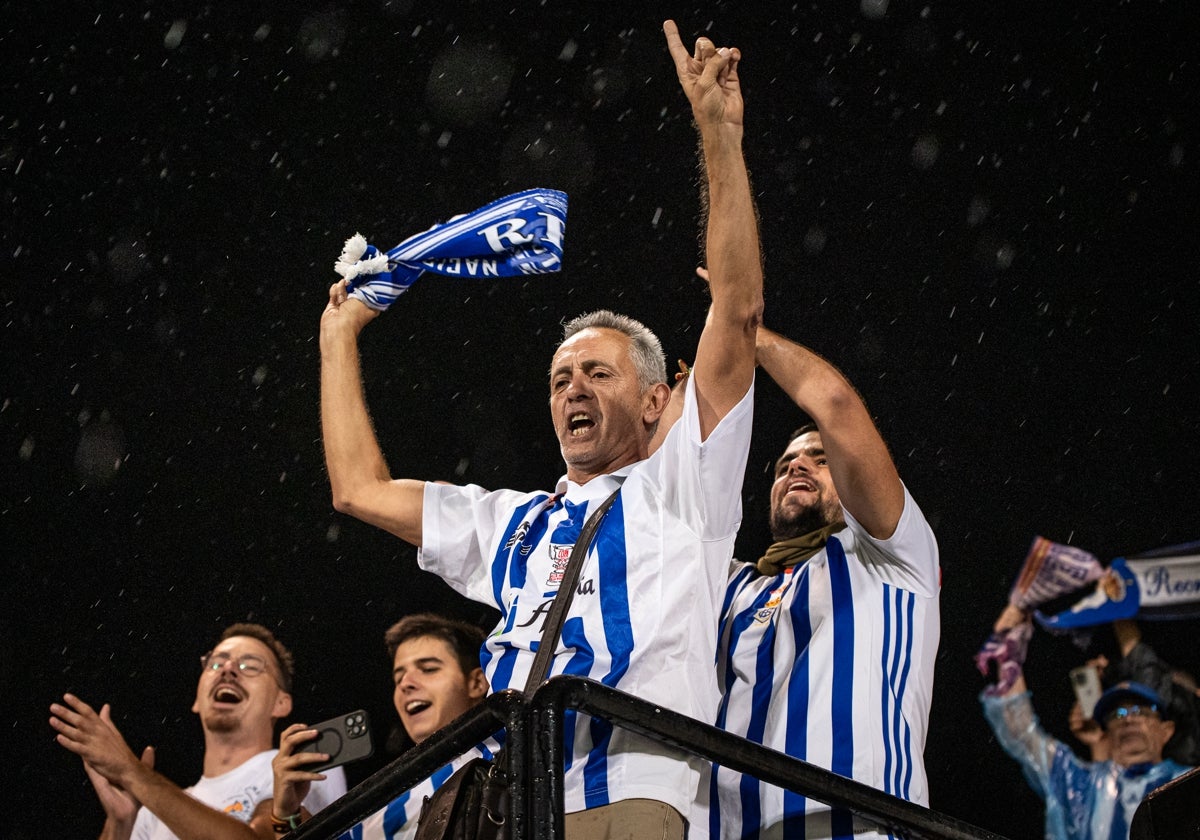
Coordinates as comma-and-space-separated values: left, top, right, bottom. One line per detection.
756, 522, 847, 576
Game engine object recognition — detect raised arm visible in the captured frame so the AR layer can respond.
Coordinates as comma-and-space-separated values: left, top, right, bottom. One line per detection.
320, 280, 425, 545
664, 20, 763, 440
50, 695, 261, 840
755, 325, 904, 539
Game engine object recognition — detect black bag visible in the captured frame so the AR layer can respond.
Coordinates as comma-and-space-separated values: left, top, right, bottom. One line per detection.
414, 489, 620, 840
416, 755, 509, 840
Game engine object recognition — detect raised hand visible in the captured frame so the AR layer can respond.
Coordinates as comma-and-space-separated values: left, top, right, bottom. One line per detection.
51, 695, 148, 789
663, 19, 743, 130
322, 279, 380, 338
76, 705, 155, 828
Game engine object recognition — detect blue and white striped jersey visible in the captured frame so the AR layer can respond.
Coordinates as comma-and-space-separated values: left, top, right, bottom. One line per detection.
337, 742, 497, 840
419, 373, 755, 818
710, 486, 940, 840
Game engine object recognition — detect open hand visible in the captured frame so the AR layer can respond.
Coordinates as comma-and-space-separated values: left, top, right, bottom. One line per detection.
51, 694, 146, 790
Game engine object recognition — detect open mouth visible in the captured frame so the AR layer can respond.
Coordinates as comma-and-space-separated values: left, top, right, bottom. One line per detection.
213, 685, 243, 705
568, 412, 595, 438
405, 700, 432, 715
787, 479, 816, 494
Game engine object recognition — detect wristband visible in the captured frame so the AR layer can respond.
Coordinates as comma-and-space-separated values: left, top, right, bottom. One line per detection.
270, 811, 304, 835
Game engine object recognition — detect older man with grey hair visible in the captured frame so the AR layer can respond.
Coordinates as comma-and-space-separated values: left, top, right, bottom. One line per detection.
317, 20, 764, 838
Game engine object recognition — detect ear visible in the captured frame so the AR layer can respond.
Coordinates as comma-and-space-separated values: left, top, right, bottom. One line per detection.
272, 690, 293, 721
642, 381, 672, 426
1158, 719, 1176, 747
466, 667, 489, 701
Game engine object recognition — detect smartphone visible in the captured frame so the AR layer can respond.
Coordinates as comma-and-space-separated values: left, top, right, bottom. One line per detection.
1069, 666, 1103, 719
303, 709, 375, 772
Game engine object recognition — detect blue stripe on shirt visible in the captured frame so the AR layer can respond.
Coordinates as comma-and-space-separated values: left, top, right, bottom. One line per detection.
782, 567, 813, 839
559, 616, 594, 773
899, 591, 916, 799
828, 539, 856, 840
583, 496, 634, 809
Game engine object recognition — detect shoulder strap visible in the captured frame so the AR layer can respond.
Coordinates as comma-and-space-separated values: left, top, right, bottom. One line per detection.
523, 488, 620, 694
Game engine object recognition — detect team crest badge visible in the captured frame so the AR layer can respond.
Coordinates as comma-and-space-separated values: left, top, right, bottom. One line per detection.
754, 575, 793, 624
546, 543, 572, 586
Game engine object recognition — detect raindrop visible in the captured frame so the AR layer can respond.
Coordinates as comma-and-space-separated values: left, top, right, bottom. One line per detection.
861, 0, 889, 20
802, 226, 827, 255
163, 19, 187, 50
995, 244, 1015, 270
297, 10, 347, 63
425, 39, 515, 127
967, 196, 990, 227
910, 134, 939, 170
75, 421, 126, 485
107, 238, 151, 283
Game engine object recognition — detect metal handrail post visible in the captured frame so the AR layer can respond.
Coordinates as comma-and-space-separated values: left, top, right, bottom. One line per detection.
527, 683, 567, 838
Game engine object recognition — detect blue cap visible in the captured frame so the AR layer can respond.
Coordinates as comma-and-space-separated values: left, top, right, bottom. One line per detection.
1092, 680, 1166, 724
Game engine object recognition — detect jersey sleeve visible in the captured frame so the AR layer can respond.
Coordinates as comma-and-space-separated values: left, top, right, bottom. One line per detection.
646, 369, 755, 541
418, 482, 534, 609
843, 483, 940, 597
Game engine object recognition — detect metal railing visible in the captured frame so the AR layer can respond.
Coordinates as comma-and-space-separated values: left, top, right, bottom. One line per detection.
291, 676, 1008, 840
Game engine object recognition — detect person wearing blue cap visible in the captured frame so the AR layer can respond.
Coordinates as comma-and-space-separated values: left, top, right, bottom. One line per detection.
980, 604, 1193, 840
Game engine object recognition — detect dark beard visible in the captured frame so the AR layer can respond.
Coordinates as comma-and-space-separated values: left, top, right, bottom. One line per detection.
770, 505, 830, 542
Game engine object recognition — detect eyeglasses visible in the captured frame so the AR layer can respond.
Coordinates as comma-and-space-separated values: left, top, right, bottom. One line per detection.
200, 651, 271, 678
1104, 704, 1160, 725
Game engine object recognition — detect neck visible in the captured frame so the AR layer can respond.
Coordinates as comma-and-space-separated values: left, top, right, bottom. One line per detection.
565, 454, 641, 485
201, 728, 274, 778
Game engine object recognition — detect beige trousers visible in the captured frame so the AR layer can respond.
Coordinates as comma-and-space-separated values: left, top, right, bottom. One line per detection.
564, 799, 686, 840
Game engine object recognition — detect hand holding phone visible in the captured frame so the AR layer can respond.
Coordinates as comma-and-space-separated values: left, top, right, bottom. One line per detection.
302, 709, 375, 772
1069, 666, 1103, 720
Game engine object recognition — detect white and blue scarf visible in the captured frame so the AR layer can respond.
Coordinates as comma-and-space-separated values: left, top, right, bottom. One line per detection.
1036, 540, 1200, 629
334, 188, 567, 311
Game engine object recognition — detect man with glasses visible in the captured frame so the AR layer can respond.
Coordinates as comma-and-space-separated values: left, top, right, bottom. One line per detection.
50, 622, 346, 840
980, 605, 1192, 840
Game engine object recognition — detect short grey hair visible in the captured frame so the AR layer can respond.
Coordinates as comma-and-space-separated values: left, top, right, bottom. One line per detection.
559, 310, 667, 392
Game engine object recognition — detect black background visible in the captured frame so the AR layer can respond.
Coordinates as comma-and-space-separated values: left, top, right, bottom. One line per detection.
3, 2, 1198, 838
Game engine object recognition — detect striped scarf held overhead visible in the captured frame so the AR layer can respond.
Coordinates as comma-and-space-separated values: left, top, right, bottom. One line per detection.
334, 188, 568, 311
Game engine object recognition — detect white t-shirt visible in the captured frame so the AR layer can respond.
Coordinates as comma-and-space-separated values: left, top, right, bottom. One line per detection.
130, 749, 347, 840
420, 372, 755, 817
708, 486, 940, 839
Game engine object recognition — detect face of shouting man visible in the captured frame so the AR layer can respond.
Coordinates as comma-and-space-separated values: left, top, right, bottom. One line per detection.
550, 327, 666, 485
769, 430, 845, 542
192, 635, 292, 739
392, 635, 487, 745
